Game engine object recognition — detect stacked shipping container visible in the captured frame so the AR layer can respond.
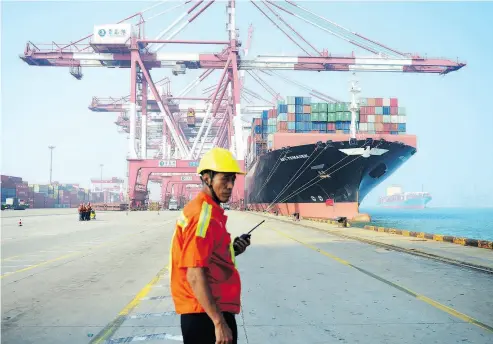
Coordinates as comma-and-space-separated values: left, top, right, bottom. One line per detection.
247, 96, 408, 163
1, 175, 91, 209
358, 98, 407, 134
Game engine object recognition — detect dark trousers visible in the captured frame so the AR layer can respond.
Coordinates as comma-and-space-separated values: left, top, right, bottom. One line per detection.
181, 312, 237, 344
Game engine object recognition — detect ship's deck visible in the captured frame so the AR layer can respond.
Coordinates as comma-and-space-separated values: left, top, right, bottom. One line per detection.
1, 209, 492, 343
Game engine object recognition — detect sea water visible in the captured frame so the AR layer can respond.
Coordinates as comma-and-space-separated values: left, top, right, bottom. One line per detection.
359, 207, 493, 241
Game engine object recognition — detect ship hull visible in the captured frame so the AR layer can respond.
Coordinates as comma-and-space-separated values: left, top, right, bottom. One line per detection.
245, 134, 417, 219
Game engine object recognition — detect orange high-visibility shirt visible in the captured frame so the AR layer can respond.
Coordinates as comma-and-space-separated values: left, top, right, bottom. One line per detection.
169, 191, 241, 314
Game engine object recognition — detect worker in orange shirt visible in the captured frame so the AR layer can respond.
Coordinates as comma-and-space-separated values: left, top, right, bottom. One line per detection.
169, 147, 251, 344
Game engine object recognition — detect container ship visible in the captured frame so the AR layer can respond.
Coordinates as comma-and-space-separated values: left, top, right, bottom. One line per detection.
378, 185, 432, 209
244, 83, 417, 221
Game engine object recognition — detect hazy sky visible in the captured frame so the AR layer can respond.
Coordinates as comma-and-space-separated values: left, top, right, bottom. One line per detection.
2, 1, 493, 207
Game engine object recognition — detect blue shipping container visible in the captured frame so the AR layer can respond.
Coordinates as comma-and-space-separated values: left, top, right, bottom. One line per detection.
262, 110, 268, 119
288, 122, 295, 130
398, 123, 406, 132
390, 131, 399, 135
277, 113, 287, 121
303, 97, 311, 105
295, 97, 303, 105
295, 105, 303, 113
383, 106, 391, 115
295, 114, 303, 122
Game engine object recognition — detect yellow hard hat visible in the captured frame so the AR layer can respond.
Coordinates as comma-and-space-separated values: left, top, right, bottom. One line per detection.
197, 147, 245, 175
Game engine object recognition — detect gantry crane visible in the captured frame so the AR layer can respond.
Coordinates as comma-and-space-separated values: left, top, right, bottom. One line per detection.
19, 0, 464, 208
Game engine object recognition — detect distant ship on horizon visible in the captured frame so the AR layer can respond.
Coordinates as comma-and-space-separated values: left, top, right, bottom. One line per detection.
378, 185, 432, 209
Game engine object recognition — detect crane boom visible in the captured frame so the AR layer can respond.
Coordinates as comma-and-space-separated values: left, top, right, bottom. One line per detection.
21, 47, 465, 74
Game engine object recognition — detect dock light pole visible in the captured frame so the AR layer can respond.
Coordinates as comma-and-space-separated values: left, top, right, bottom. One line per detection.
48, 146, 55, 184
100, 164, 104, 202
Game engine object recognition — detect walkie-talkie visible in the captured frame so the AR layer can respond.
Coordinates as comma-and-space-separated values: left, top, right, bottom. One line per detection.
240, 220, 265, 240
234, 220, 265, 253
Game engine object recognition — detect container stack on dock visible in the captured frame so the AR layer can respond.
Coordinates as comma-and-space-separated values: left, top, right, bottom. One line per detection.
246, 96, 408, 163
1, 175, 91, 209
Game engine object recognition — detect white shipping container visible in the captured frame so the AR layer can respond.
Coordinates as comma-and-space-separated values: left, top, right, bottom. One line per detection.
368, 123, 375, 131
93, 24, 133, 45
398, 115, 407, 123
383, 98, 391, 106
287, 105, 296, 113
267, 134, 274, 149
367, 115, 375, 123
391, 116, 398, 123
359, 123, 368, 131
383, 115, 391, 123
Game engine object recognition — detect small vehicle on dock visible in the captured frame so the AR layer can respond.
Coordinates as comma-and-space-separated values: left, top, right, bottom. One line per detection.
168, 199, 178, 211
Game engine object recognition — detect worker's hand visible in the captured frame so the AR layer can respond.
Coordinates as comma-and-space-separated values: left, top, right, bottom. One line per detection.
233, 236, 250, 256
214, 319, 233, 344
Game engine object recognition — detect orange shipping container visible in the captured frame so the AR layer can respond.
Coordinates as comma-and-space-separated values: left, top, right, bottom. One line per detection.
375, 115, 383, 123
287, 113, 296, 122
368, 98, 376, 106
375, 123, 384, 132
303, 105, 311, 114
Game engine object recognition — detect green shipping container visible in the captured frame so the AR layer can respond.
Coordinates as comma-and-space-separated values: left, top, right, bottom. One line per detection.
319, 103, 328, 113
343, 112, 351, 121
311, 103, 319, 113
398, 107, 406, 115
336, 102, 349, 112
328, 113, 336, 122
336, 112, 344, 121
319, 113, 328, 122
328, 103, 336, 113
311, 113, 320, 121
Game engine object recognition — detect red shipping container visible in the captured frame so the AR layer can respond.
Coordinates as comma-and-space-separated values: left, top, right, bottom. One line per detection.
254, 118, 261, 125
390, 107, 398, 115
383, 123, 392, 132
277, 121, 288, 130
390, 98, 398, 107
287, 113, 295, 122
359, 114, 367, 123
375, 98, 383, 106
367, 107, 375, 115
327, 123, 336, 131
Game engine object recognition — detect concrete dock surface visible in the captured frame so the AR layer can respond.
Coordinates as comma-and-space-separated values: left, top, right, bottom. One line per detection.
1, 209, 492, 344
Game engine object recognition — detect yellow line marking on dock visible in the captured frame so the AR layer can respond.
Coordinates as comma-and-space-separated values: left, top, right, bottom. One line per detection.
271, 227, 493, 334
89, 265, 170, 344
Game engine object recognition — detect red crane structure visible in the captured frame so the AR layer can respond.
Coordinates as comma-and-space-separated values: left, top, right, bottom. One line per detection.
20, 0, 465, 210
